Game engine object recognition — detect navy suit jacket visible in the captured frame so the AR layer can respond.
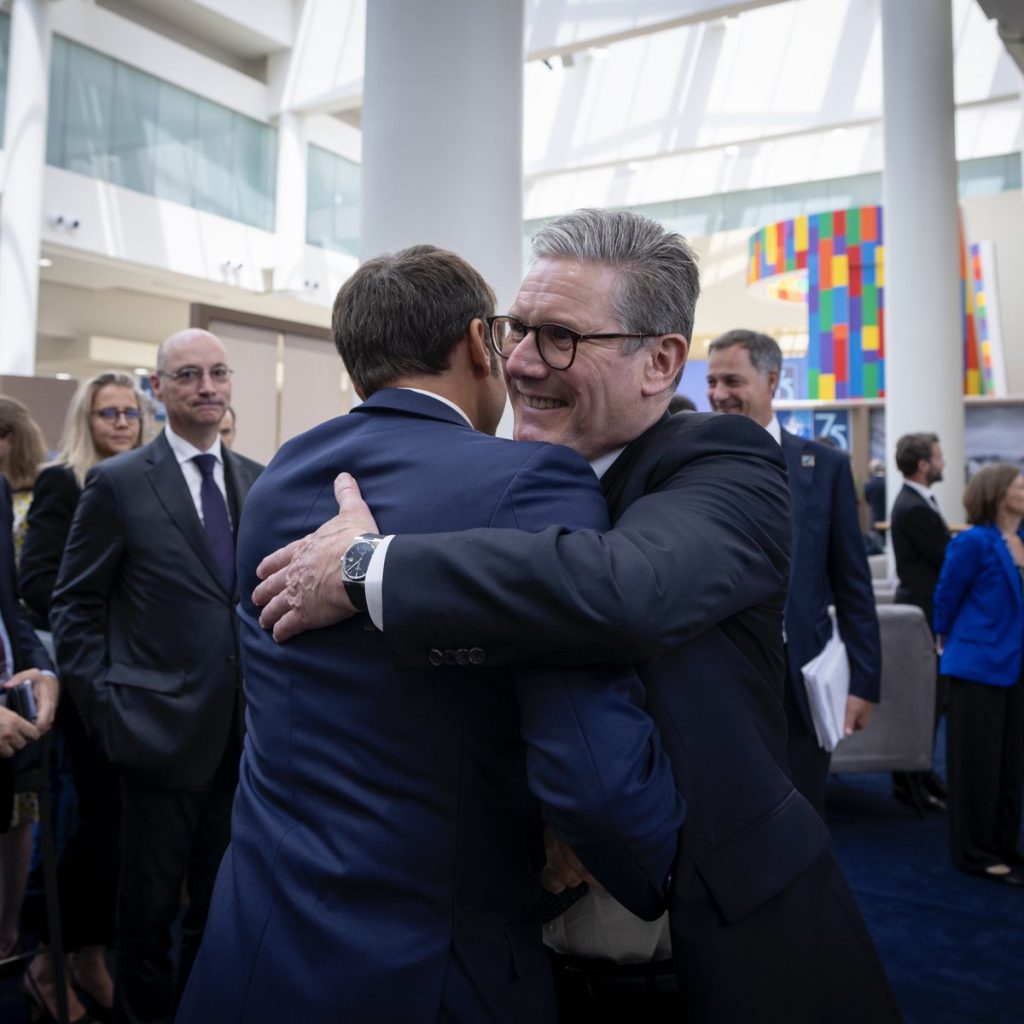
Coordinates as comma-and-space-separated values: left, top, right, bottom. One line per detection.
51, 432, 262, 790
934, 524, 1024, 686
178, 389, 681, 1024
780, 431, 881, 728
1, 475, 55, 830
373, 412, 847, 1015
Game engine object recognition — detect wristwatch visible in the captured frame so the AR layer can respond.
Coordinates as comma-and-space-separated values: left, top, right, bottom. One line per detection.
341, 533, 385, 613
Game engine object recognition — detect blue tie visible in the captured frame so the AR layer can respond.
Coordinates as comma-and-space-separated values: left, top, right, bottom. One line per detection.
193, 454, 236, 592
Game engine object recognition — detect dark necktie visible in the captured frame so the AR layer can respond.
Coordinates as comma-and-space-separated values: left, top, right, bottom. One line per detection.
192, 454, 236, 591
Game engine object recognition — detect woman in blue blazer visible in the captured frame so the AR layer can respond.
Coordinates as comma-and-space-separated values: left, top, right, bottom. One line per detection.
934, 462, 1024, 885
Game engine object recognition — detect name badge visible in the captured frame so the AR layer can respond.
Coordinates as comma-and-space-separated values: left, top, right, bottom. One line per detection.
801, 454, 816, 468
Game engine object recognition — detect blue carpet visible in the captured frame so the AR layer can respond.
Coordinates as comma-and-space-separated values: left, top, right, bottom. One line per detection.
4, 766, 1022, 1022
828, 768, 1024, 1024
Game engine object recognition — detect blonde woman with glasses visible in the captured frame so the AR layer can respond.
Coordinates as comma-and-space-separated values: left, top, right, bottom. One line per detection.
19, 371, 147, 1023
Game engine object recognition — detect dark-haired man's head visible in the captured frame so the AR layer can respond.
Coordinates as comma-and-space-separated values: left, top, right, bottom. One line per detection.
895, 432, 943, 485
706, 329, 781, 428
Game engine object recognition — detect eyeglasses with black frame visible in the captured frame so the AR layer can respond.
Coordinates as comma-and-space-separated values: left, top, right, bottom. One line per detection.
93, 407, 142, 422
158, 365, 234, 385
486, 315, 653, 371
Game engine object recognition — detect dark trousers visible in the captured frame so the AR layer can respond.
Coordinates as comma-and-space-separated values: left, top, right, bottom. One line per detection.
946, 674, 1024, 873
41, 698, 120, 950
784, 680, 831, 817
549, 952, 680, 1023
113, 730, 238, 1024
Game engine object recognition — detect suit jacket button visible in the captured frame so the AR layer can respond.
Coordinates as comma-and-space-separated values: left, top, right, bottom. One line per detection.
468, 648, 486, 665
428, 649, 443, 667
455, 649, 470, 665
443, 649, 457, 666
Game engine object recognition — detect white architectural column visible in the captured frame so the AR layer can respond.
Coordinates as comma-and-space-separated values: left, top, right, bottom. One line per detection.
361, 0, 525, 310
881, 0, 965, 520
272, 111, 309, 294
0, 0, 50, 375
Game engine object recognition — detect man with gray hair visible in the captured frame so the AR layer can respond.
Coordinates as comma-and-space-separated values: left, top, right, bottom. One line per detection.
254, 210, 899, 1022
706, 328, 882, 816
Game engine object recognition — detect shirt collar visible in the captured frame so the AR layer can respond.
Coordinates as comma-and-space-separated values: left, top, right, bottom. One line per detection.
163, 423, 223, 465
398, 387, 472, 427
590, 446, 627, 480
765, 414, 782, 445
904, 479, 936, 503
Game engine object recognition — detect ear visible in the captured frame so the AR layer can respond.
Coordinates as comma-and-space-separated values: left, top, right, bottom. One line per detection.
465, 318, 492, 377
767, 369, 780, 398
149, 372, 163, 402
641, 334, 689, 397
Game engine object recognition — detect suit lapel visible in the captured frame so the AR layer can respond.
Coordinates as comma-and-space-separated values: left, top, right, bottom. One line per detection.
144, 432, 231, 596
780, 430, 814, 532
988, 525, 1024, 608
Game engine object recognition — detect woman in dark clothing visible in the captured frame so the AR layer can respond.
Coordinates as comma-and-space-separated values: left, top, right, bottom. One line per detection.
19, 372, 147, 1021
934, 462, 1024, 887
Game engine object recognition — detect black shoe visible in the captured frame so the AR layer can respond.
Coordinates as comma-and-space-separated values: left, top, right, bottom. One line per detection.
977, 866, 1024, 888
892, 779, 946, 814
922, 771, 947, 800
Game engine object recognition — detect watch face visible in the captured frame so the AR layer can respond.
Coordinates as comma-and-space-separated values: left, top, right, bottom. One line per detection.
343, 540, 375, 582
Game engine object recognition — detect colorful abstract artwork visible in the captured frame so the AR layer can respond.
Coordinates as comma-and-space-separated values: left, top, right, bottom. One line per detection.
748, 208, 884, 400
749, 207, 1004, 400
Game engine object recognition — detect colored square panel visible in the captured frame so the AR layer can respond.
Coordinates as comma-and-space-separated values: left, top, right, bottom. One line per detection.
766, 224, 778, 266
808, 369, 820, 400
965, 369, 980, 396
832, 255, 849, 288
863, 362, 879, 398
819, 239, 833, 289
862, 285, 877, 326
847, 208, 861, 246
820, 290, 834, 331
819, 373, 836, 401
876, 245, 885, 287
820, 330, 834, 373
851, 295, 862, 333
862, 324, 880, 351
817, 211, 833, 240
796, 249, 808, 270
834, 210, 846, 239
832, 286, 849, 327
795, 215, 809, 253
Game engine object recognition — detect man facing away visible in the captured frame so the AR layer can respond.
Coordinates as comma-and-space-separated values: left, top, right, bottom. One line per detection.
177, 245, 682, 1024
706, 328, 882, 815
255, 210, 901, 1023
890, 431, 951, 811
51, 330, 263, 1024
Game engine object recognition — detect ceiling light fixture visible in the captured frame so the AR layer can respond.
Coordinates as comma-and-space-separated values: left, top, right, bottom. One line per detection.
38, 257, 53, 268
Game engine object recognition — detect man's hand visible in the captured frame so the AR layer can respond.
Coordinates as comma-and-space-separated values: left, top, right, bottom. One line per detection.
253, 473, 380, 642
843, 694, 874, 736
0, 669, 48, 757
541, 826, 602, 894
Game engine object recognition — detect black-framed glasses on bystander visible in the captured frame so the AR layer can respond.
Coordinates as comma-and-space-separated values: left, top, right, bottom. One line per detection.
158, 365, 234, 385
486, 315, 653, 371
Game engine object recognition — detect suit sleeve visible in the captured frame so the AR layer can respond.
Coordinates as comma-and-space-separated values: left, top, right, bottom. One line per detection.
382, 417, 789, 670
932, 533, 979, 636
827, 455, 882, 702
501, 446, 683, 918
19, 467, 80, 628
901, 502, 950, 571
50, 467, 124, 729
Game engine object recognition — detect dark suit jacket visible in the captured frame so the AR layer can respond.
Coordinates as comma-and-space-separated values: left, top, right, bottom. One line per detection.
1, 475, 55, 830
891, 482, 950, 626
375, 412, 848, 1015
177, 389, 681, 1024
19, 464, 81, 630
50, 431, 262, 791
780, 430, 881, 728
